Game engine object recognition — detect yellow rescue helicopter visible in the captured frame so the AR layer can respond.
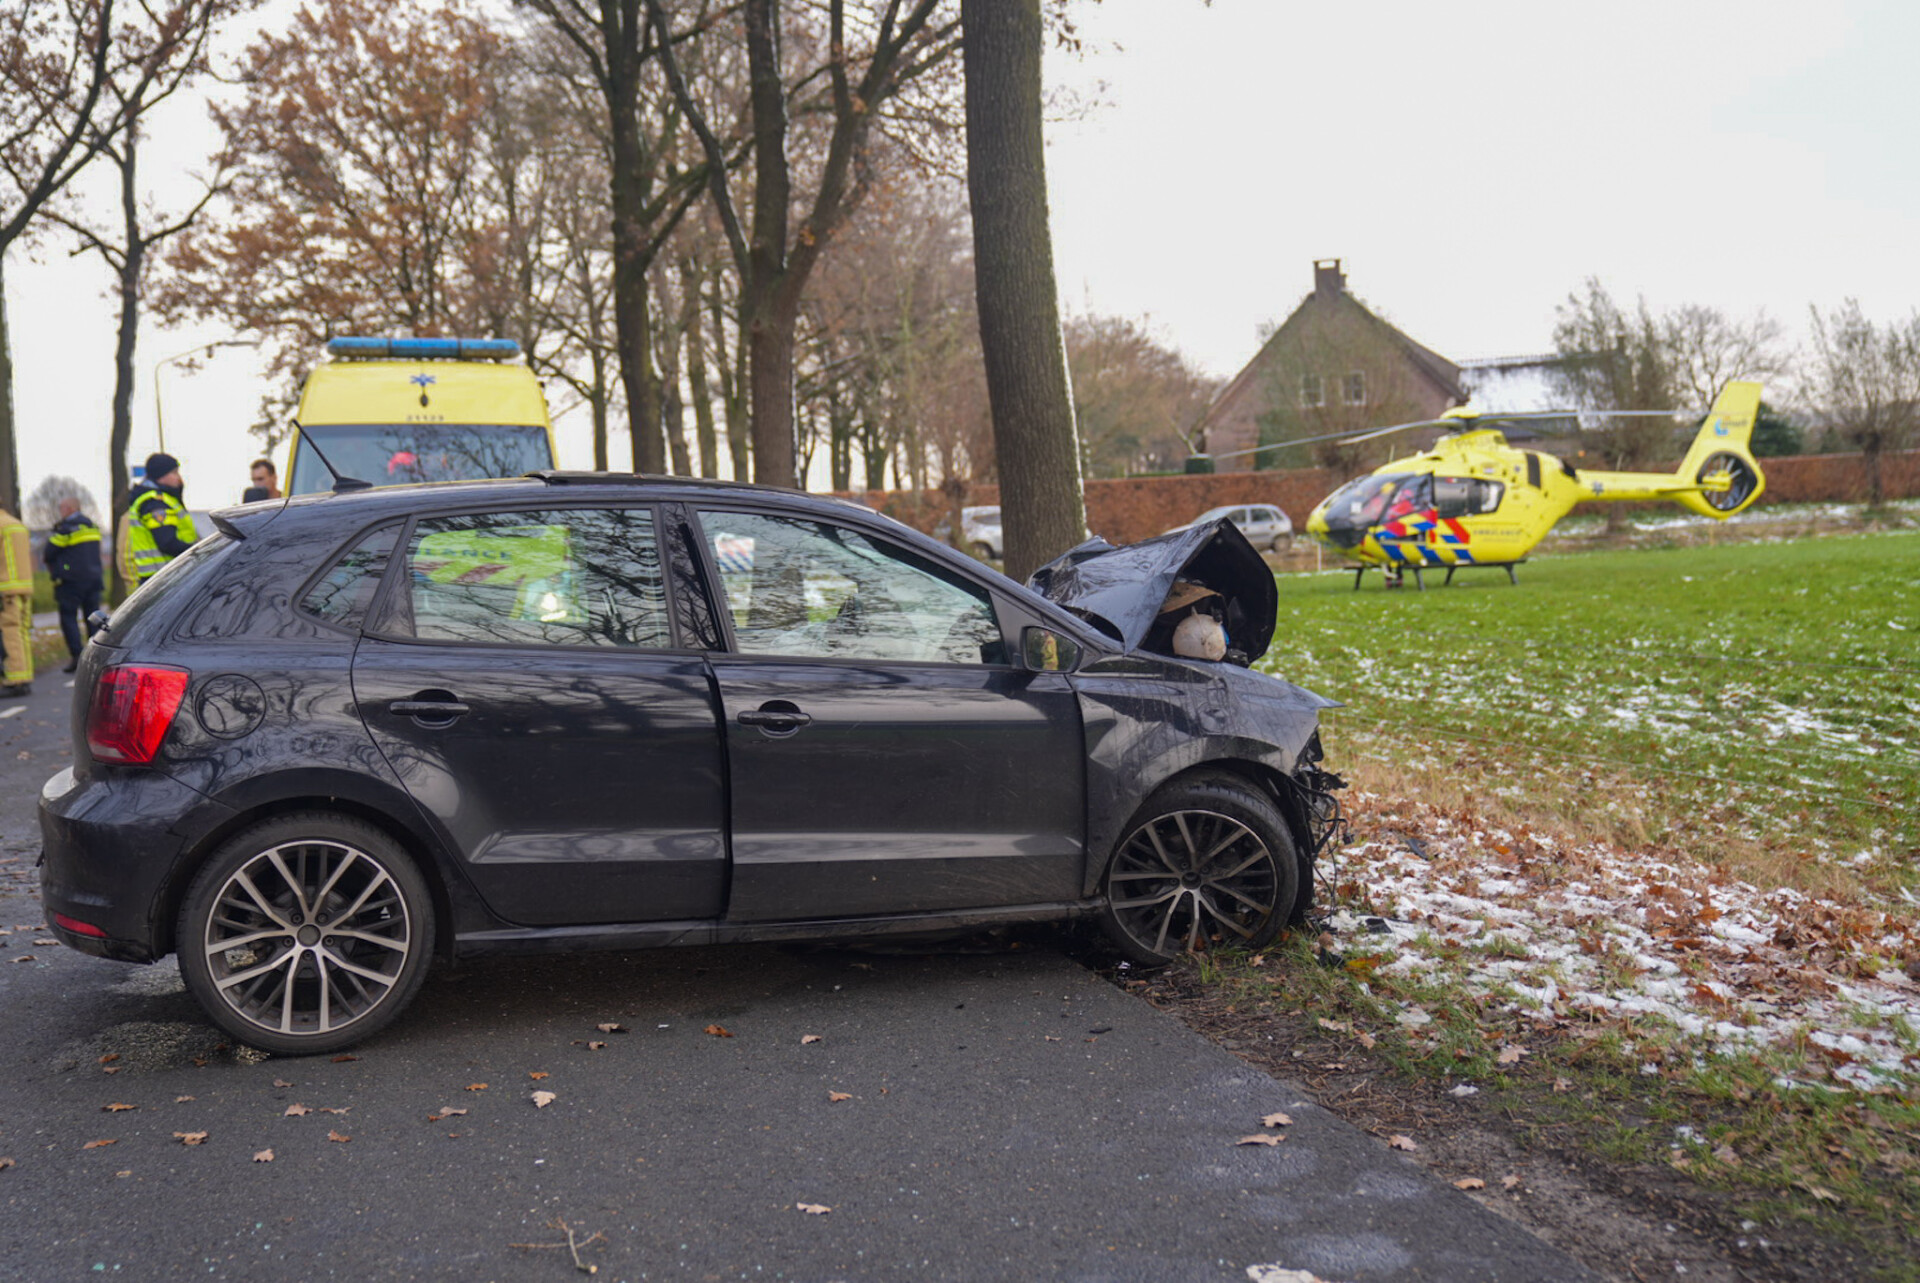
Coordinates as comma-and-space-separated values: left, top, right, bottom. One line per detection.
1300, 381, 1766, 588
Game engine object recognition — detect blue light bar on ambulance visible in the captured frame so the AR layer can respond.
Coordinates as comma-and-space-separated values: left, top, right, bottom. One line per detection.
325, 336, 522, 360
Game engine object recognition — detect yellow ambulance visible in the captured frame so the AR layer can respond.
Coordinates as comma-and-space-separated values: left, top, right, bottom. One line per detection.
287, 337, 556, 495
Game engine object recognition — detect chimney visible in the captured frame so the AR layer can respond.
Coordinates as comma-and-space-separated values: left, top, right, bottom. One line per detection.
1313, 258, 1345, 299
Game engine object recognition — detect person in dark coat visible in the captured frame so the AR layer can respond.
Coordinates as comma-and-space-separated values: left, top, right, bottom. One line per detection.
45, 496, 104, 673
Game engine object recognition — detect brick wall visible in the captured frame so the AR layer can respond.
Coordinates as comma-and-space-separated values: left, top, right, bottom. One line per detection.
841, 449, 1920, 546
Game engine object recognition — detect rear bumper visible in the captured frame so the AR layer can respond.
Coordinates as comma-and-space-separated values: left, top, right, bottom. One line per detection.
38, 766, 236, 962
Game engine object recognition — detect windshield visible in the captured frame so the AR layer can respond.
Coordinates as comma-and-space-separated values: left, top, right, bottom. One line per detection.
1324, 473, 1426, 527
290, 424, 552, 495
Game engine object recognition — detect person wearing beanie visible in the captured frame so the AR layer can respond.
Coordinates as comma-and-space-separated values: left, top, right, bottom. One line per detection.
122, 452, 199, 586
0, 501, 32, 696
43, 495, 103, 673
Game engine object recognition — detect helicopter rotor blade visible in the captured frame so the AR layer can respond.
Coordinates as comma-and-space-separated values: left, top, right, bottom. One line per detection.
1197, 417, 1450, 463
1195, 406, 1706, 463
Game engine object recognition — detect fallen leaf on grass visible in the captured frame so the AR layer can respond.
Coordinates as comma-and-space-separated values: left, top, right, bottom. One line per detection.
102, 1103, 137, 1113
1261, 1112, 1294, 1128
253, 1149, 274, 1163
82, 1139, 117, 1149
827, 1091, 851, 1103
175, 1132, 209, 1146
801, 1034, 822, 1045
1355, 1030, 1377, 1049
1388, 1135, 1418, 1152
1249, 954, 1267, 967
1453, 1177, 1486, 1190
1316, 1018, 1351, 1034
1496, 1046, 1527, 1066
529, 1072, 550, 1080
1236, 1134, 1285, 1147
796, 1202, 831, 1215
1797, 1181, 1840, 1203
531, 1091, 557, 1108
327, 1131, 350, 1143
1712, 1144, 1741, 1166
704, 1024, 733, 1038
284, 1104, 311, 1117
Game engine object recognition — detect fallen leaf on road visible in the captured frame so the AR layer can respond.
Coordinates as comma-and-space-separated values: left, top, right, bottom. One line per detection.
114, 1170, 131, 1178
796, 1202, 831, 1215
102, 1067, 119, 1074
531, 1091, 557, 1108
704, 1024, 733, 1038
98, 1054, 119, 1064
175, 1132, 209, 1146
10, 956, 34, 963
82, 1139, 117, 1149
102, 1103, 137, 1113
1236, 1134, 1284, 1147
1044, 1035, 1060, 1042
327, 1131, 350, 1143
0, 1157, 14, 1171
284, 1104, 311, 1117
33, 938, 55, 946
466, 1083, 489, 1092
1261, 1112, 1293, 1128
801, 1034, 822, 1045
175, 1096, 195, 1103
1245, 1264, 1332, 1283
1388, 1135, 1418, 1151
1502, 1175, 1522, 1190
1453, 1177, 1486, 1190
428, 1107, 468, 1121
272, 1079, 293, 1088
317, 1107, 349, 1115
529, 1072, 550, 1080
330, 1055, 358, 1063
827, 1091, 851, 1103
596, 1022, 626, 1034
253, 1149, 274, 1163
588, 1041, 607, 1050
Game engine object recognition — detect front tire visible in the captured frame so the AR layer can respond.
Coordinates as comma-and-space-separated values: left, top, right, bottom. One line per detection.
1097, 776, 1299, 966
177, 812, 435, 1056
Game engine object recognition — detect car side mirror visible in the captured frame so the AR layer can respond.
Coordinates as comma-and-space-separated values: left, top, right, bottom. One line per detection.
1021, 626, 1080, 673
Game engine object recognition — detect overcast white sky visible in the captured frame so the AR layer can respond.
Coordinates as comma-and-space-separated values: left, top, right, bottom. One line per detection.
9, 0, 1920, 510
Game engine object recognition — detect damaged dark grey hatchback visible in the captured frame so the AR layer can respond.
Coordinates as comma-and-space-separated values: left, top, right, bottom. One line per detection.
40, 474, 1342, 1054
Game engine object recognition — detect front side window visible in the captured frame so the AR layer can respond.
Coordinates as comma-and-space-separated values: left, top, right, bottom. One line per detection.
697, 509, 1004, 665
390, 508, 671, 649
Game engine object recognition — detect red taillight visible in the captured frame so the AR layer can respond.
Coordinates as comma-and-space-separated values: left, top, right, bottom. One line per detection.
86, 665, 191, 765
54, 913, 107, 938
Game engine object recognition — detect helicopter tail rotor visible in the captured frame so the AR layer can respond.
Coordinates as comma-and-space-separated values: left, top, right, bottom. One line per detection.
1672, 381, 1766, 519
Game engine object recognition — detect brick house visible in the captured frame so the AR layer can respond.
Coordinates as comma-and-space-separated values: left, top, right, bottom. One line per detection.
1195, 260, 1467, 472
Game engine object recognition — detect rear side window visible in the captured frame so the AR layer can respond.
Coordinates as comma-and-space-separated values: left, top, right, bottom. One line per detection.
389, 508, 672, 650
301, 523, 400, 630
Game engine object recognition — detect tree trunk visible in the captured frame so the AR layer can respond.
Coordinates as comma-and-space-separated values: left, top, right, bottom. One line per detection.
0, 254, 19, 519
607, 6, 663, 474
108, 141, 147, 603
961, 0, 1085, 580
743, 0, 796, 487
680, 260, 719, 477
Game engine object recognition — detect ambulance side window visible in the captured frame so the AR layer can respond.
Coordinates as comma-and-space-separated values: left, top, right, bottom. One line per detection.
390, 508, 673, 650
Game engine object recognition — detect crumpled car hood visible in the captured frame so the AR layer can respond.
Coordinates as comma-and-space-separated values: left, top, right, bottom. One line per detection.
1027, 517, 1278, 662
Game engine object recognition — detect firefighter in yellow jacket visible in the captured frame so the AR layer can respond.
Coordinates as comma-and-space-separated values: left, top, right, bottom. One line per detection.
122, 452, 199, 586
0, 503, 33, 697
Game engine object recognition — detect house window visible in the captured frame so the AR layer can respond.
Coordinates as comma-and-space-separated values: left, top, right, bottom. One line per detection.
1343, 371, 1367, 406
1299, 373, 1324, 408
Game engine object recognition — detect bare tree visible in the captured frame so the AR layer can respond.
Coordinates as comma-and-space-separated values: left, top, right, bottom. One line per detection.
1803, 299, 1920, 507
651, 0, 964, 488
961, 0, 1082, 579
25, 473, 99, 527
1657, 303, 1792, 409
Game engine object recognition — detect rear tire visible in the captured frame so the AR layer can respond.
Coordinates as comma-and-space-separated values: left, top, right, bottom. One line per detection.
177, 812, 435, 1056
1097, 776, 1299, 967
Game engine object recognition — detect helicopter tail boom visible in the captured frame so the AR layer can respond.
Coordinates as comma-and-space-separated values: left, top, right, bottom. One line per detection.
1568, 381, 1766, 519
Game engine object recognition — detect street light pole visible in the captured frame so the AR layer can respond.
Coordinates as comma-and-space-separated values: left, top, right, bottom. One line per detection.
151, 340, 248, 454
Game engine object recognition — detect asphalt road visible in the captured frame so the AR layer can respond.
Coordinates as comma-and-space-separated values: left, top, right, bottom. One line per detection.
0, 675, 1601, 1282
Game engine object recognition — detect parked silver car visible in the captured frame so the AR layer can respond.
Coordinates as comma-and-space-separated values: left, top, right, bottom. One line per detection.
962, 505, 1002, 559
1165, 503, 1293, 551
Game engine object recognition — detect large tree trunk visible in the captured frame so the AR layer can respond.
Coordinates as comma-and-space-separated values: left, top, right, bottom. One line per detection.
607, 7, 663, 474
961, 0, 1085, 581
683, 264, 720, 477
742, 0, 795, 487
108, 143, 146, 603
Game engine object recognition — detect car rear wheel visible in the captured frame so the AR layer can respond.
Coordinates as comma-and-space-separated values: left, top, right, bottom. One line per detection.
1097, 777, 1298, 967
971, 540, 996, 560
177, 813, 434, 1056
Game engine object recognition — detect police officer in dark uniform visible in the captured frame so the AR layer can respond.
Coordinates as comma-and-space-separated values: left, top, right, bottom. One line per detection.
45, 496, 103, 674
124, 452, 198, 585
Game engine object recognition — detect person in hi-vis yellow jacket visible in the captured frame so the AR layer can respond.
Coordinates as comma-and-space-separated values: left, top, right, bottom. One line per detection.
0, 505, 34, 696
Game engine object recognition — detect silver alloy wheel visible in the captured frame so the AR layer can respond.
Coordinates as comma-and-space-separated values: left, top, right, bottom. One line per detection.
201, 838, 414, 1039
1106, 808, 1281, 958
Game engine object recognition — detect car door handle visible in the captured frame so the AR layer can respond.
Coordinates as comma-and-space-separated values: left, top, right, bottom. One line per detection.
737, 704, 811, 733
390, 698, 470, 720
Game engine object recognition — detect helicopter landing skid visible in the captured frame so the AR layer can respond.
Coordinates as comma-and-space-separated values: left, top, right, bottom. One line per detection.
1353, 561, 1522, 591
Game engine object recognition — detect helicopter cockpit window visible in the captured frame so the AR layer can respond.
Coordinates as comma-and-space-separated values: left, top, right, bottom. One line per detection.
1433, 476, 1504, 518
1329, 473, 1421, 527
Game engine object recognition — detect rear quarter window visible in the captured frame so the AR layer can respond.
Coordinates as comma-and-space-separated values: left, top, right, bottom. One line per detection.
100, 533, 233, 641
300, 522, 401, 631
